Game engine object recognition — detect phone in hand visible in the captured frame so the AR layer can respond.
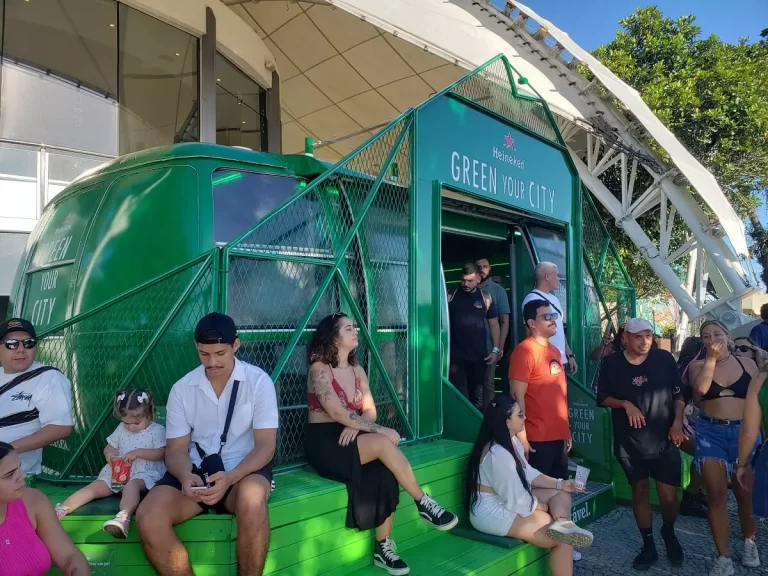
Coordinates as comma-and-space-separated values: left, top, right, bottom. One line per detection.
190, 486, 208, 491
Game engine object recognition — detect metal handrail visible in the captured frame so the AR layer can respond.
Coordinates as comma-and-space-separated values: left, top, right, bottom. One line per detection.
0, 137, 115, 159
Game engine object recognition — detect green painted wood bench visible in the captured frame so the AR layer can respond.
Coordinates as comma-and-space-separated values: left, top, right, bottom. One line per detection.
44, 439, 474, 575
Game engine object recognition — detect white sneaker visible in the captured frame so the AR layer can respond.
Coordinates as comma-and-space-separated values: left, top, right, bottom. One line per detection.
545, 519, 594, 549
743, 539, 761, 567
573, 549, 582, 561
103, 510, 130, 539
709, 556, 734, 576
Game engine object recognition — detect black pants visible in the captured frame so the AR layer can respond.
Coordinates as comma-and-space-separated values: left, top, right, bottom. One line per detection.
528, 439, 569, 479
450, 358, 488, 410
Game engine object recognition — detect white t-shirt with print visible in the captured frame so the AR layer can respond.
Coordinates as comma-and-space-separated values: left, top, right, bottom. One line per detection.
0, 362, 73, 474
165, 359, 279, 472
96, 422, 167, 491
522, 290, 567, 362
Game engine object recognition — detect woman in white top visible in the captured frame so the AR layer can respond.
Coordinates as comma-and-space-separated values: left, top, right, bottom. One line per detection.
465, 395, 594, 576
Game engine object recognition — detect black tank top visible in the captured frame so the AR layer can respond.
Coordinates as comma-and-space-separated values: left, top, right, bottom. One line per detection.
701, 355, 751, 401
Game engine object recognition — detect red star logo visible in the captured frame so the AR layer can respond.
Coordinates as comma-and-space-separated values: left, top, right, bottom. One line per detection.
504, 133, 515, 149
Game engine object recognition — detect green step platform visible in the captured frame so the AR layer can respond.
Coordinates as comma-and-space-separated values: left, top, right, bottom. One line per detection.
44, 440, 614, 575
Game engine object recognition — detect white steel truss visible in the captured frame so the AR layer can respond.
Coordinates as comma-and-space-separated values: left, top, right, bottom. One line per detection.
471, 0, 758, 328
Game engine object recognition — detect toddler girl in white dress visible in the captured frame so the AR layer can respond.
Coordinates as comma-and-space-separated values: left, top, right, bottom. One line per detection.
56, 389, 166, 538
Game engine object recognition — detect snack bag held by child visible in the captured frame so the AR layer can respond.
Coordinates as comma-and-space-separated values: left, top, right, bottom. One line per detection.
55, 389, 167, 539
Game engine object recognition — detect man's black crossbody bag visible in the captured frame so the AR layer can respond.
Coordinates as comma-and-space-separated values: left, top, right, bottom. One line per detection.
195, 380, 240, 486
0, 366, 58, 428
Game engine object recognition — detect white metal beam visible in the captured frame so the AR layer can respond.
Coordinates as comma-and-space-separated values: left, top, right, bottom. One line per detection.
572, 150, 700, 318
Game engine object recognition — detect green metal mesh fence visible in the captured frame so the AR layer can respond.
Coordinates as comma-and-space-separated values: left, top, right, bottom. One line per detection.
36, 256, 213, 480
581, 189, 636, 390
225, 115, 415, 468
449, 57, 559, 143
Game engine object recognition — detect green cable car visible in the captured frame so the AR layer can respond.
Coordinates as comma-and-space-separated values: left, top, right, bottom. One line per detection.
9, 56, 636, 575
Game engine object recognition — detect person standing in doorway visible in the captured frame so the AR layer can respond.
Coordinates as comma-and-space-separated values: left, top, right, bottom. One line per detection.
0, 318, 74, 476
449, 263, 501, 410
522, 262, 577, 375
597, 318, 686, 571
475, 257, 511, 399
509, 300, 571, 482
748, 303, 768, 352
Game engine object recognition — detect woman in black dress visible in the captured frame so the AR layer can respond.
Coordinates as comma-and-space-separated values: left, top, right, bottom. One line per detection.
305, 313, 458, 575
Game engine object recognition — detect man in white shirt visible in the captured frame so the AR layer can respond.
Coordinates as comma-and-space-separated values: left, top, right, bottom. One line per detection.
137, 313, 278, 576
0, 318, 74, 475
521, 262, 578, 375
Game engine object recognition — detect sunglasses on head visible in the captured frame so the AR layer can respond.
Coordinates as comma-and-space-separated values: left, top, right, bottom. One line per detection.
536, 312, 560, 321
3, 338, 37, 351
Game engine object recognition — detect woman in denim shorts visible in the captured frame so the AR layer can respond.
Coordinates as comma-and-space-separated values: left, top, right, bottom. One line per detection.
688, 321, 762, 575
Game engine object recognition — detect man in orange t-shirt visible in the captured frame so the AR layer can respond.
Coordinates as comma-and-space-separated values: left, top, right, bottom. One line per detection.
509, 298, 571, 480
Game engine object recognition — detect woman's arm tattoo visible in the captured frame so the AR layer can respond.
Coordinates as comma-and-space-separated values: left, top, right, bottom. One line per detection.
310, 366, 334, 403
349, 412, 383, 433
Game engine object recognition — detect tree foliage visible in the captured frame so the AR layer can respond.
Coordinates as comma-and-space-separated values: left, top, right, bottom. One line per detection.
591, 6, 768, 294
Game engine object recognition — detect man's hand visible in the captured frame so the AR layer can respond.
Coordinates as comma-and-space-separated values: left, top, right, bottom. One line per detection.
623, 401, 646, 428
668, 422, 687, 447
339, 426, 360, 447
521, 438, 536, 460
566, 437, 572, 452
180, 471, 204, 502
567, 356, 578, 375
197, 471, 232, 506
104, 445, 118, 463
484, 351, 501, 365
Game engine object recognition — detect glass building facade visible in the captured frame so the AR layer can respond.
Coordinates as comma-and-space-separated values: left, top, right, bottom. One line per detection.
0, 0, 273, 317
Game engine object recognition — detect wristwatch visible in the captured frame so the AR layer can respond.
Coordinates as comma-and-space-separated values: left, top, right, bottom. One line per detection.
556, 478, 563, 490
491, 347, 500, 354
736, 458, 749, 470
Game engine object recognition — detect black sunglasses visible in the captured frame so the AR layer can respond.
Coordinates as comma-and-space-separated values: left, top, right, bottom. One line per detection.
536, 312, 560, 321
3, 338, 37, 350
736, 344, 755, 353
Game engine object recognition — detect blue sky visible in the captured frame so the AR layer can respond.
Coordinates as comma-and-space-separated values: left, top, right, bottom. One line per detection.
506, 0, 766, 51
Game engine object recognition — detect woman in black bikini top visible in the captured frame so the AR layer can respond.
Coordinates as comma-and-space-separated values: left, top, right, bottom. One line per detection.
688, 320, 762, 572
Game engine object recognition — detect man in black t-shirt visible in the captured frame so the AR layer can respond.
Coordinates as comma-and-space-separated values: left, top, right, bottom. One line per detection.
448, 262, 500, 410
597, 318, 687, 571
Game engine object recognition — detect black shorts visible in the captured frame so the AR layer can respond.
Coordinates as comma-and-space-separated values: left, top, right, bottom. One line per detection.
155, 462, 275, 515
616, 444, 681, 487
528, 439, 569, 479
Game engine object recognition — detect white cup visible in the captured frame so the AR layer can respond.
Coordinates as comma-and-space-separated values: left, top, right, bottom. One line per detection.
575, 465, 590, 490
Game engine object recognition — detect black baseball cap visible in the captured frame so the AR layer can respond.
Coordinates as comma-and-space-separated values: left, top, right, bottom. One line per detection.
0, 318, 37, 340
195, 313, 237, 345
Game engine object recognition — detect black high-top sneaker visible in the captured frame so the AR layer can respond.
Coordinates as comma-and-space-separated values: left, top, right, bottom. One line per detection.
633, 541, 659, 571
661, 523, 684, 566
415, 493, 458, 531
373, 537, 410, 575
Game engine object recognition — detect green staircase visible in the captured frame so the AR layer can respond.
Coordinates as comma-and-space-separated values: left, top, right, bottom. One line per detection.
44, 439, 614, 575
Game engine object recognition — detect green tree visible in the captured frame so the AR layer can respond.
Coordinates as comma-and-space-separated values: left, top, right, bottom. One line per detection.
591, 6, 768, 295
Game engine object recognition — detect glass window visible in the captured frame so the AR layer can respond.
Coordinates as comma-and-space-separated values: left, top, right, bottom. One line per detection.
213, 169, 305, 245
527, 225, 568, 321
118, 4, 199, 154
215, 52, 266, 150
3, 0, 118, 98
47, 152, 107, 204
1, 0, 119, 154
0, 144, 38, 221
